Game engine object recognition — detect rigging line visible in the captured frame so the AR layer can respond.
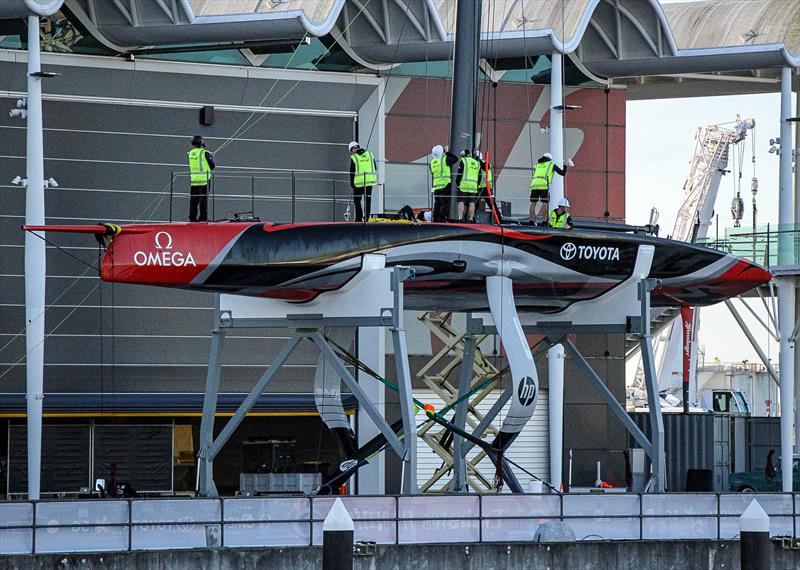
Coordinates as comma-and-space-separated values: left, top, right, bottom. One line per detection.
0, 263, 96, 355
518, 0, 534, 172
139, 0, 377, 220
0, 280, 102, 380
2, 3, 380, 362
28, 232, 98, 271
364, 0, 411, 152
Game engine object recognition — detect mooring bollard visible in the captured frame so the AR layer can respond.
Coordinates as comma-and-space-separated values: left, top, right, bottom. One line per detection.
323, 497, 354, 570
740, 498, 770, 570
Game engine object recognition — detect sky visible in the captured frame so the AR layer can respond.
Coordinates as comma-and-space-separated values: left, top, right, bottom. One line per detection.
626, 91, 796, 365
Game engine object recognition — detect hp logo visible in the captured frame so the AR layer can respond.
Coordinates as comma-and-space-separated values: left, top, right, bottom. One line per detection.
560, 242, 577, 260
517, 376, 537, 407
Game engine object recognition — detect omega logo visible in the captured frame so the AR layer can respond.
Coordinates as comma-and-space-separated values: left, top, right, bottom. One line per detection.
133, 232, 196, 267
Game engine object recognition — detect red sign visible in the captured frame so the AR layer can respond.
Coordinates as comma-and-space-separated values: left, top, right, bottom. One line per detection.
680, 306, 695, 385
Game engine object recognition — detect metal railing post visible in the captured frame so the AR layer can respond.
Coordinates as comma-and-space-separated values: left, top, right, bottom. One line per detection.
210, 175, 215, 222
169, 171, 174, 223
251, 176, 255, 219
291, 170, 296, 223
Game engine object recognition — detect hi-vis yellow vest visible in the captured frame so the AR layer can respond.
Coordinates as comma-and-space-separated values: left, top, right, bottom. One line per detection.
188, 148, 211, 186
530, 160, 555, 192
430, 157, 451, 190
549, 210, 569, 228
458, 157, 480, 193
478, 162, 493, 190
351, 151, 377, 188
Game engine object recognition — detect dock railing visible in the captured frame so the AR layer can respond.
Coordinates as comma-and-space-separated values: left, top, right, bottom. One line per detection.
697, 224, 800, 270
1, 492, 798, 554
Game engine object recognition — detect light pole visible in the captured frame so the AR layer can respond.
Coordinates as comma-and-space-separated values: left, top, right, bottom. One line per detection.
22, 0, 63, 501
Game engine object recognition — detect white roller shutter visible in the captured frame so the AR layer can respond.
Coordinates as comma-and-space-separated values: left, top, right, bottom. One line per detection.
415, 389, 550, 492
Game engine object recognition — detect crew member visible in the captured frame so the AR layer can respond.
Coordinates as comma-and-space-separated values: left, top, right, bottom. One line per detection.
187, 135, 215, 222
456, 150, 481, 222
549, 198, 573, 229
349, 141, 377, 222
529, 152, 573, 223
475, 150, 494, 220
430, 145, 458, 222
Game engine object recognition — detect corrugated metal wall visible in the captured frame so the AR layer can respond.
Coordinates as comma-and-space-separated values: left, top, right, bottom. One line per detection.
629, 412, 715, 492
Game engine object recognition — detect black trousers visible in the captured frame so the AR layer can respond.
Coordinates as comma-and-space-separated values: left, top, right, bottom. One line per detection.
189, 185, 208, 222
433, 189, 450, 222
353, 185, 372, 222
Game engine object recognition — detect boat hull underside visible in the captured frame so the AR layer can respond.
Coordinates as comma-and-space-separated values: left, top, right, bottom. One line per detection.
98, 222, 771, 313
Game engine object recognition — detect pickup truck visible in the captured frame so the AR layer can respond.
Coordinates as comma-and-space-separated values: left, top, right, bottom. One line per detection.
729, 454, 799, 492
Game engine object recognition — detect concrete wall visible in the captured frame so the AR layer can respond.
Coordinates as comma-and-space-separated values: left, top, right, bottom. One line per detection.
2, 541, 798, 570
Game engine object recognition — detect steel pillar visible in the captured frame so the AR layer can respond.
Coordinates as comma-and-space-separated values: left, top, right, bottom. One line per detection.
779, 67, 795, 490
450, 333, 477, 492
547, 344, 565, 492
447, 0, 481, 220
389, 268, 417, 494
24, 13, 46, 501
197, 295, 225, 497
725, 300, 779, 387
549, 53, 565, 208
795, 78, 800, 452
639, 279, 666, 492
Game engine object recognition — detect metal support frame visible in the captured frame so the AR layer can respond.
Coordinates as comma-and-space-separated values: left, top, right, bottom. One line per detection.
449, 333, 476, 492
725, 299, 780, 387
637, 278, 666, 492
461, 246, 666, 491
196, 258, 417, 496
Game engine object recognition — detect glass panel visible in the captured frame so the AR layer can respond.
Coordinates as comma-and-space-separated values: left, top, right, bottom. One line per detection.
563, 495, 639, 517
398, 496, 479, 519
0, 529, 32, 554
482, 518, 554, 542
643, 494, 717, 515
312, 497, 396, 521
312, 520, 396, 545
398, 519, 480, 544
224, 497, 309, 522
35, 526, 128, 553
131, 524, 214, 550
132, 499, 220, 523
36, 501, 128, 526
643, 517, 717, 540
482, 495, 560, 518
720, 494, 793, 516
720, 516, 794, 539
566, 517, 640, 541
0, 503, 33, 527
225, 522, 310, 547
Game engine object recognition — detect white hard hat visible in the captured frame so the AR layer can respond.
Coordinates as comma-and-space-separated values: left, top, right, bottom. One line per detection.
474, 150, 483, 160
432, 145, 444, 158
558, 198, 570, 208
543, 152, 553, 160
348, 141, 359, 151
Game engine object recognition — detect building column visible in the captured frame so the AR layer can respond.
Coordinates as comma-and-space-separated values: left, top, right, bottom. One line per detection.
356, 328, 385, 494
793, 74, 800, 453
549, 53, 565, 208
357, 80, 386, 216
778, 67, 794, 491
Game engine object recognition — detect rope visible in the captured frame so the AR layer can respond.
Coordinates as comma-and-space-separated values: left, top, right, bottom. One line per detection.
2, 1, 380, 373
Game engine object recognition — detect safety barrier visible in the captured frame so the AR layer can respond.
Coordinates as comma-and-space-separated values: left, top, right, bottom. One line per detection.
698, 224, 800, 269
1, 493, 798, 555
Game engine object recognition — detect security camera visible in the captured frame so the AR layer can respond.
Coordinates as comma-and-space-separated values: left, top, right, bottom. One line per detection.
11, 176, 22, 185
46, 177, 58, 188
